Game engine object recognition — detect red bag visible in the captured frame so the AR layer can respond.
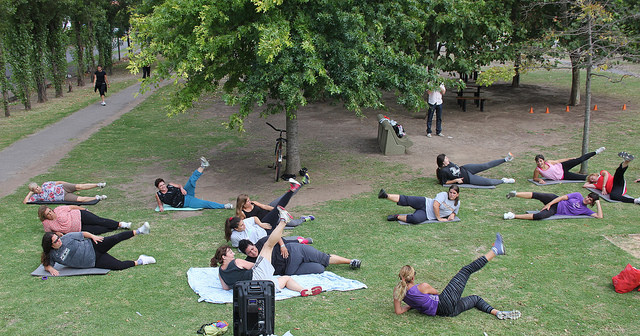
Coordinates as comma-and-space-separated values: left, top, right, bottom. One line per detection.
612, 264, 640, 293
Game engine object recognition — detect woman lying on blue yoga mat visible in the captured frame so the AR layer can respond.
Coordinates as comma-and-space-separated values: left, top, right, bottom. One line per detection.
393, 233, 520, 320
378, 185, 460, 223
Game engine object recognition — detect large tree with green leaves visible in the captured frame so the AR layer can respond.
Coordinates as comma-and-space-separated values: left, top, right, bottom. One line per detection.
131, 0, 444, 174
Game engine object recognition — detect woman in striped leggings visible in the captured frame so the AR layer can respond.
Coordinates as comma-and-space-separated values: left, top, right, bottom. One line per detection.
393, 233, 521, 320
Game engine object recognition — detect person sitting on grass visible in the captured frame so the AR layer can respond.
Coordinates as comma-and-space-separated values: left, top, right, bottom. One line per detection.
224, 215, 312, 248
211, 206, 322, 296
41, 223, 155, 276
38, 205, 134, 235
238, 236, 361, 275
532, 147, 605, 184
436, 153, 515, 186
393, 233, 521, 320
583, 152, 640, 205
154, 157, 232, 211
235, 176, 313, 228
503, 191, 603, 220
378, 185, 460, 223
24, 181, 107, 204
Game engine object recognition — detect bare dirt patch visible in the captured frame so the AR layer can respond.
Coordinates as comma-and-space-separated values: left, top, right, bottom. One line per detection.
603, 234, 640, 259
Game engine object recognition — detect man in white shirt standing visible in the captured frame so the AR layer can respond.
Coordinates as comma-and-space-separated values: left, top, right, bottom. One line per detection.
426, 83, 446, 138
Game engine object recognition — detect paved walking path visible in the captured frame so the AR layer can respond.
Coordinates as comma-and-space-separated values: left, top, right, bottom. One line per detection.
0, 81, 165, 199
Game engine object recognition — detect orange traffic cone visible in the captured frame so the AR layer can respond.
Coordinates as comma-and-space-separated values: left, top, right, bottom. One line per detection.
565, 106, 570, 112
529, 107, 534, 114
593, 104, 598, 111
622, 104, 627, 111
545, 107, 550, 114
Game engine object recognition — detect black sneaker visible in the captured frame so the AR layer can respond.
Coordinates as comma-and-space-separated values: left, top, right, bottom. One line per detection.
378, 189, 388, 199
387, 214, 399, 221
350, 259, 361, 269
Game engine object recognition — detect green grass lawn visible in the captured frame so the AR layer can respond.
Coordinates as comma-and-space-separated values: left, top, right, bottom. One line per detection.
1, 69, 639, 335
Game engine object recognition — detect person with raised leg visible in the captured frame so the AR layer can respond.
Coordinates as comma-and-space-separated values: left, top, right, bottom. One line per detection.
393, 233, 521, 320
532, 147, 605, 184
213, 206, 322, 296
503, 190, 603, 220
379, 185, 460, 223
436, 153, 516, 186
154, 157, 233, 211
583, 152, 640, 204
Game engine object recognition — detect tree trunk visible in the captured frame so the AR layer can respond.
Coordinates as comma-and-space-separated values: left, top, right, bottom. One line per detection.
568, 52, 581, 106
74, 20, 85, 87
0, 42, 9, 117
285, 109, 301, 176
47, 20, 65, 98
511, 52, 521, 88
87, 20, 96, 79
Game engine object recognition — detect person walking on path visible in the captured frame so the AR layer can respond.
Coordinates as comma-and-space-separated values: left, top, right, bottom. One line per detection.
154, 157, 233, 211
426, 83, 446, 138
94, 65, 109, 106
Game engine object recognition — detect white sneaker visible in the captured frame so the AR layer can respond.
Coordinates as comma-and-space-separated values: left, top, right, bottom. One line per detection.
200, 156, 210, 167
505, 152, 514, 162
501, 178, 515, 184
503, 212, 515, 220
137, 255, 156, 265
634, 197, 640, 205
97, 182, 106, 188
437, 133, 444, 137
224, 203, 234, 209
101, 102, 106, 106
497, 310, 521, 320
277, 205, 293, 224
95, 195, 108, 200
426, 133, 432, 138
136, 222, 150, 235
120, 222, 132, 229
595, 146, 606, 154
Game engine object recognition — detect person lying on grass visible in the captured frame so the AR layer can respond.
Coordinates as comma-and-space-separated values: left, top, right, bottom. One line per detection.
436, 153, 515, 186
532, 147, 605, 184
38, 205, 134, 235
378, 185, 460, 223
154, 156, 232, 211
393, 233, 521, 320
235, 177, 313, 229
24, 181, 106, 204
503, 191, 602, 220
238, 236, 361, 275
583, 152, 640, 205
211, 206, 322, 296
41, 223, 154, 276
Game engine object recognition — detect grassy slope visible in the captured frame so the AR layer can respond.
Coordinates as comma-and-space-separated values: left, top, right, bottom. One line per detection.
0, 69, 639, 335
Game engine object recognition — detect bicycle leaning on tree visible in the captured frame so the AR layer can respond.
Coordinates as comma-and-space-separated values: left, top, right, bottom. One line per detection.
266, 122, 287, 182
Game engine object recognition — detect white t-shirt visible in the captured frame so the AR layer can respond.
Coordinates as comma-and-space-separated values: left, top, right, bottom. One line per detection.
425, 191, 460, 220
428, 84, 446, 105
230, 217, 267, 247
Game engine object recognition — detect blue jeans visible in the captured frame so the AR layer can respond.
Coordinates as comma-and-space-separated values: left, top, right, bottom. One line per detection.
182, 169, 225, 209
426, 103, 443, 134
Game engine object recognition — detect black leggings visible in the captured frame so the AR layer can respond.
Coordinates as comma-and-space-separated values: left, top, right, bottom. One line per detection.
80, 210, 119, 235
610, 164, 634, 203
262, 190, 295, 234
435, 256, 494, 317
560, 152, 596, 180
92, 231, 136, 270
531, 193, 559, 220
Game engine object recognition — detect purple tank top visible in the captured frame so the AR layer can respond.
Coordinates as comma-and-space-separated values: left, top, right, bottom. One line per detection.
403, 285, 439, 316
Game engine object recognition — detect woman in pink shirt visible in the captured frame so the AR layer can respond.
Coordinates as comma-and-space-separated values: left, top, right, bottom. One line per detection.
532, 147, 605, 184
38, 205, 132, 234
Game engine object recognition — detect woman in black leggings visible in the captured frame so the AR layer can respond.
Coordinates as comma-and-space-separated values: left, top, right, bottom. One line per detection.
41, 223, 155, 276
584, 152, 640, 204
393, 233, 521, 320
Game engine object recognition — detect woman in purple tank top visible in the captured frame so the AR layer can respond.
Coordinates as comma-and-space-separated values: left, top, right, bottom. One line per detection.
393, 233, 521, 320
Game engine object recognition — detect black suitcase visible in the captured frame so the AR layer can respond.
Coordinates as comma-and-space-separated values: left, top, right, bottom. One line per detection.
233, 280, 275, 336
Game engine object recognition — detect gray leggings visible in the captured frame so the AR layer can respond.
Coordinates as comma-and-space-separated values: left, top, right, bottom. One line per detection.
463, 158, 506, 186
